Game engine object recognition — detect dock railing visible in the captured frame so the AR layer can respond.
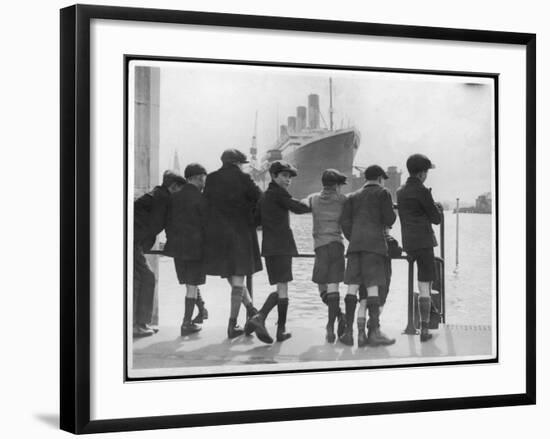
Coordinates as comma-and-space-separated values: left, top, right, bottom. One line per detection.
246, 208, 446, 334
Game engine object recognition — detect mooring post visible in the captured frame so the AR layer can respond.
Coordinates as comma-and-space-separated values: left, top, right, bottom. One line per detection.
404, 258, 418, 334
455, 198, 460, 270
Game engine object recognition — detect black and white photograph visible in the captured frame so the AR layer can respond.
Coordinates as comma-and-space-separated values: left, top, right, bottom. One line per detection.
127, 59, 497, 379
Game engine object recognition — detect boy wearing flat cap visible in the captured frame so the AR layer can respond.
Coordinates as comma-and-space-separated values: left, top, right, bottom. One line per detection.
307, 169, 348, 343
397, 153, 442, 342
339, 165, 397, 347
165, 163, 209, 336
247, 160, 311, 343
133, 170, 186, 337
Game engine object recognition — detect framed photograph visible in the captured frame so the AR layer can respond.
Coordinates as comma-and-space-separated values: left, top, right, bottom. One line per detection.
60, 4, 536, 434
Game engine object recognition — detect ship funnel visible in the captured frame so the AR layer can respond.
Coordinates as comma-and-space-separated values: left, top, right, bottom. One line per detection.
280, 124, 288, 139
308, 94, 320, 129
296, 106, 307, 132
287, 116, 296, 133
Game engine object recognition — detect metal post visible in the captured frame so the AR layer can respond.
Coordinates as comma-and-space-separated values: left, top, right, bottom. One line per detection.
403, 259, 418, 334
455, 198, 460, 270
440, 211, 446, 323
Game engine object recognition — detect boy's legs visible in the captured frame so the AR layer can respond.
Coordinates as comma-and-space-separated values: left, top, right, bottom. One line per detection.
340, 252, 361, 346
247, 255, 292, 344
356, 286, 370, 347
275, 282, 292, 342
175, 258, 205, 336
324, 282, 343, 342
134, 245, 156, 336
227, 275, 246, 339
360, 253, 395, 347
315, 243, 345, 342
181, 284, 202, 335
414, 248, 436, 342
339, 284, 358, 346
225, 279, 257, 335
192, 287, 208, 324
418, 281, 432, 342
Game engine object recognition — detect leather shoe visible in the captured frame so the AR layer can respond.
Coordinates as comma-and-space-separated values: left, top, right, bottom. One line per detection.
247, 314, 273, 344
276, 325, 291, 342
180, 321, 202, 336
366, 328, 396, 346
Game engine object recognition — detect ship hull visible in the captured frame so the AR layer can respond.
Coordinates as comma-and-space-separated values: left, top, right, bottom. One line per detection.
281, 129, 359, 199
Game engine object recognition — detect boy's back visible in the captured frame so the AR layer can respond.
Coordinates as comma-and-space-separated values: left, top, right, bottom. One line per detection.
310, 189, 347, 249
397, 176, 441, 252
341, 184, 396, 256
258, 181, 310, 256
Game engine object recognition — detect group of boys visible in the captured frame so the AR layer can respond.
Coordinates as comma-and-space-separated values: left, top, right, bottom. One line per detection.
133, 147, 442, 346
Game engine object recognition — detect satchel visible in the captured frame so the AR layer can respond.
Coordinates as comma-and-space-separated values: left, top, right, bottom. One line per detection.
386, 235, 403, 258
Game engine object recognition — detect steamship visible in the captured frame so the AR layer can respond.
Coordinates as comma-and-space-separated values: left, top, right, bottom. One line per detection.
250, 79, 361, 199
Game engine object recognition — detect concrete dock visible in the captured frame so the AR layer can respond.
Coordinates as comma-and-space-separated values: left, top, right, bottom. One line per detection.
130, 260, 494, 378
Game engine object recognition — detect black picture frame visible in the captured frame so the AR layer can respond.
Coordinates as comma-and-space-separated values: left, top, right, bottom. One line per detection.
60, 4, 536, 434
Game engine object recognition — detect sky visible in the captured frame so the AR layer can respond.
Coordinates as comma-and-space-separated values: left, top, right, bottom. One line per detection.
136, 60, 495, 206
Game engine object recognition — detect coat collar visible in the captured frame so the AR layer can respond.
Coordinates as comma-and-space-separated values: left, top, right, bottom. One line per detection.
406, 176, 425, 187
268, 181, 290, 197
220, 162, 241, 171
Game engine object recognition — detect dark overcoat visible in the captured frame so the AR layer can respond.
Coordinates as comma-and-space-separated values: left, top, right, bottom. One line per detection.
134, 185, 171, 250
258, 181, 311, 256
396, 176, 442, 252
340, 183, 396, 256
164, 184, 207, 261
203, 163, 263, 277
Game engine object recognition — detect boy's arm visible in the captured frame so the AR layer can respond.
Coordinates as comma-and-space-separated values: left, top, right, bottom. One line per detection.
243, 172, 263, 204
420, 187, 442, 225
381, 190, 397, 227
148, 190, 170, 236
254, 199, 262, 227
279, 194, 312, 214
340, 197, 352, 240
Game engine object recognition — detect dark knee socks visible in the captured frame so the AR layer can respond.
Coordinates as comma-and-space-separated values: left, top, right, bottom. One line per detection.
344, 295, 357, 328
196, 289, 206, 313
184, 297, 196, 323
277, 298, 289, 328
366, 295, 380, 329
230, 286, 244, 319
326, 292, 340, 327
259, 292, 279, 318
419, 296, 431, 324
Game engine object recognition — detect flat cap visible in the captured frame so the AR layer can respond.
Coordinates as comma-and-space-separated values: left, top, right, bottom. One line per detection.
162, 170, 186, 187
406, 153, 435, 174
364, 165, 389, 180
322, 168, 348, 186
184, 163, 207, 179
221, 148, 249, 164
269, 160, 298, 177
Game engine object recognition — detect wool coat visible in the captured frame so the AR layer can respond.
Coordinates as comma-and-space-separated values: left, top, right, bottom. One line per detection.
396, 176, 442, 252
203, 163, 263, 277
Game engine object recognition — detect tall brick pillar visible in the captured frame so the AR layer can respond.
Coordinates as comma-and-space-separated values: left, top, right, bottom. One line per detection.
134, 66, 161, 325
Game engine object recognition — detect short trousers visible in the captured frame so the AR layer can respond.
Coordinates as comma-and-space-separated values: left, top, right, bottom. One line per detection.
265, 255, 293, 285
174, 258, 206, 286
407, 247, 436, 282
358, 259, 392, 305
344, 252, 387, 288
312, 241, 345, 284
